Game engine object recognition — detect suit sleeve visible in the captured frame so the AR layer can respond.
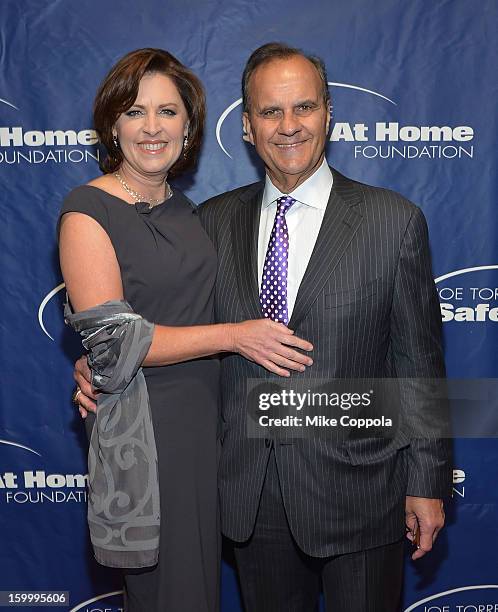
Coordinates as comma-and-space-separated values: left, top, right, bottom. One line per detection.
198, 199, 219, 251
390, 205, 452, 498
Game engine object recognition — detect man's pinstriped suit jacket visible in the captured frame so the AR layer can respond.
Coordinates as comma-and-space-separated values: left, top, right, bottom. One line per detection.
199, 168, 451, 558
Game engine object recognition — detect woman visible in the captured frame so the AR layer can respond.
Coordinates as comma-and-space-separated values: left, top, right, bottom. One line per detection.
59, 48, 312, 612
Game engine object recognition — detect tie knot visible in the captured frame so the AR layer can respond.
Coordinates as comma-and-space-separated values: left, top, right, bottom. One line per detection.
276, 195, 296, 217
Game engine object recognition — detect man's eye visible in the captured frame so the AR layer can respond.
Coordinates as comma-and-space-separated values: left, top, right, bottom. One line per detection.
262, 109, 279, 117
296, 105, 313, 113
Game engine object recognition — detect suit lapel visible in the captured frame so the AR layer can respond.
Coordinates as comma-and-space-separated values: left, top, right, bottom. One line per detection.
288, 169, 364, 329
231, 184, 264, 320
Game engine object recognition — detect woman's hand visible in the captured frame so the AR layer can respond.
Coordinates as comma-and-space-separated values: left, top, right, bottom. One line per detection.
73, 355, 98, 418
228, 319, 313, 377
73, 319, 313, 419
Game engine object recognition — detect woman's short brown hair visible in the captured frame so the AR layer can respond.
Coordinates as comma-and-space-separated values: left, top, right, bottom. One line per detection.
93, 48, 205, 177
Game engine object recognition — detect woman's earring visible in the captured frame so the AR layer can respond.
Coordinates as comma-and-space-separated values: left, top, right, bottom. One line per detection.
183, 136, 188, 159
113, 135, 119, 149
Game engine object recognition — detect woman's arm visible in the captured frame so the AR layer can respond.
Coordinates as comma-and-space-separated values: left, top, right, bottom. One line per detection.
59, 212, 124, 310
60, 212, 313, 376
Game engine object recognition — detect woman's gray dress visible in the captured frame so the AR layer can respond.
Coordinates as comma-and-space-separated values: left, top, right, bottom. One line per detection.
61, 186, 220, 612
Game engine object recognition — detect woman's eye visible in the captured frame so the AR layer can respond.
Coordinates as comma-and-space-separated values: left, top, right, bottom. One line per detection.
124, 108, 176, 117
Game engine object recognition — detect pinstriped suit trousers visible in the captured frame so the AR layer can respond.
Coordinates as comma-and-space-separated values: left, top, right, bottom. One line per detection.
233, 450, 404, 612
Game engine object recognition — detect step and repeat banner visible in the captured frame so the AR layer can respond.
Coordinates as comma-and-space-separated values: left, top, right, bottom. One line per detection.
1, 0, 497, 610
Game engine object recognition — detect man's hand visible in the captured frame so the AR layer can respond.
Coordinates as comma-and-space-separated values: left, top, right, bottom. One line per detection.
405, 496, 445, 560
73, 355, 98, 418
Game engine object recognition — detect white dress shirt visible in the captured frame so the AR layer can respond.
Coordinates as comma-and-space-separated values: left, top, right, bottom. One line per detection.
257, 159, 333, 319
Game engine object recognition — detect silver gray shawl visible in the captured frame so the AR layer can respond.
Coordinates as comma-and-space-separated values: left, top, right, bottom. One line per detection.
65, 300, 160, 568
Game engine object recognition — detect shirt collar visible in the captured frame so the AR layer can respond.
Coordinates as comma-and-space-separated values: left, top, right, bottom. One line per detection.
262, 158, 333, 210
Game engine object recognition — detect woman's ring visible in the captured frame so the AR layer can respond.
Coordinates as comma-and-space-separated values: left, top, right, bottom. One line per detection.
72, 387, 82, 405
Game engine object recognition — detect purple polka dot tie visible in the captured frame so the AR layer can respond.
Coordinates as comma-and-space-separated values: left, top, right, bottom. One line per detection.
260, 195, 297, 325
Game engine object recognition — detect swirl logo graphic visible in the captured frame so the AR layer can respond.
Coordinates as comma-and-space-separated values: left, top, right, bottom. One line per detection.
0, 97, 19, 110
0, 439, 41, 457
435, 265, 498, 285
404, 585, 498, 611
38, 282, 65, 341
216, 82, 396, 158
70, 591, 123, 612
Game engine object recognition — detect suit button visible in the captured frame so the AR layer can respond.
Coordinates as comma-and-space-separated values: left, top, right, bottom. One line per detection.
265, 438, 272, 448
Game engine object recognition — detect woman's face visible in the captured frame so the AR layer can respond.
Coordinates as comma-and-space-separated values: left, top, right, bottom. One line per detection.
113, 72, 189, 179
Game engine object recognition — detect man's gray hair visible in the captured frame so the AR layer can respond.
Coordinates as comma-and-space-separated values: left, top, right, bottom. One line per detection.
242, 42, 330, 112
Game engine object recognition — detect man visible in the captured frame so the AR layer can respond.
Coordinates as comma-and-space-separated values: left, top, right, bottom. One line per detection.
76, 43, 451, 611
199, 43, 450, 611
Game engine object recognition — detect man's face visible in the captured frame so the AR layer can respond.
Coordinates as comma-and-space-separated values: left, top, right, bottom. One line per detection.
243, 55, 330, 193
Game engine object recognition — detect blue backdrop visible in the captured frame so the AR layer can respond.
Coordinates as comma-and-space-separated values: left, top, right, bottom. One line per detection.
1, 1, 497, 610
